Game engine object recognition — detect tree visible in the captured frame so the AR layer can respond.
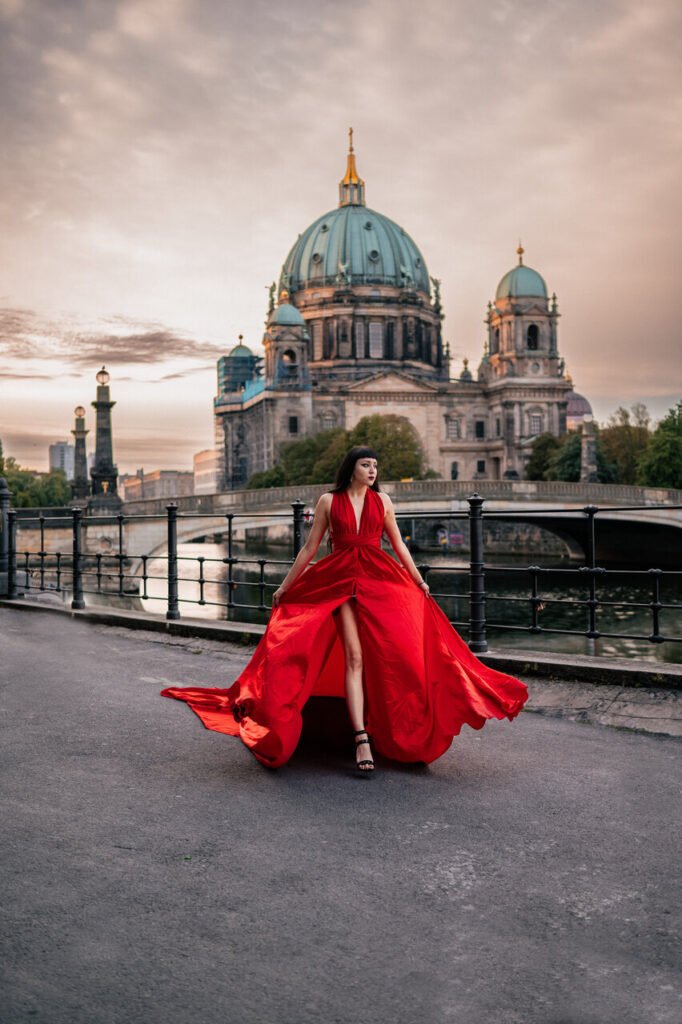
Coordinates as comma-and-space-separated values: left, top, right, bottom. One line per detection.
544, 431, 616, 483
309, 430, 352, 484
348, 414, 425, 480
545, 433, 582, 481
246, 464, 287, 490
245, 415, 430, 488
280, 428, 345, 485
526, 433, 561, 480
0, 458, 72, 507
600, 404, 651, 484
637, 400, 682, 488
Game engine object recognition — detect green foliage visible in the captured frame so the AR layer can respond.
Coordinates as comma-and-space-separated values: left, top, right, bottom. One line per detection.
0, 454, 72, 508
637, 400, 682, 488
246, 464, 287, 490
600, 404, 652, 484
526, 433, 561, 481
544, 433, 582, 481
246, 415, 429, 488
541, 431, 616, 483
279, 428, 345, 485
348, 414, 425, 480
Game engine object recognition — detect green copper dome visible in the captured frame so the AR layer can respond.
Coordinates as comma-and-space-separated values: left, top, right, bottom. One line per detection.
279, 205, 430, 294
496, 247, 548, 300
270, 298, 305, 327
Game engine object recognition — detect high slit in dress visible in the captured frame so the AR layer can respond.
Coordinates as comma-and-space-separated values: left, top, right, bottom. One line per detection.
160, 487, 528, 767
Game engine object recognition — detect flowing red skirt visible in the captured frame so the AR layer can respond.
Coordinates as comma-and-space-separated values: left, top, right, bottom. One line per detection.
161, 544, 528, 769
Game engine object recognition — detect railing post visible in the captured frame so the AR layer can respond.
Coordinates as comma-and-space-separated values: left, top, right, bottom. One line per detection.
7, 508, 17, 599
583, 505, 599, 639
292, 500, 305, 558
71, 507, 85, 610
468, 493, 487, 653
0, 476, 10, 596
166, 502, 180, 620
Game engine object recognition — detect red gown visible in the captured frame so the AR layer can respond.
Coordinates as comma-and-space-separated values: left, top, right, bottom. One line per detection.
161, 488, 528, 768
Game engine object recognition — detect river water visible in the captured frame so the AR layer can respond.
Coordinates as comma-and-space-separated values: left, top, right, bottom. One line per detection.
140, 540, 682, 665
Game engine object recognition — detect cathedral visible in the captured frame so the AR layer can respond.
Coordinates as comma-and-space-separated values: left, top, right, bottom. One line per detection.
213, 133, 589, 489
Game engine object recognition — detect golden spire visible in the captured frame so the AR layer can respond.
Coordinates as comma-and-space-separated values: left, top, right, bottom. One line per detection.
517, 241, 525, 265
339, 127, 366, 206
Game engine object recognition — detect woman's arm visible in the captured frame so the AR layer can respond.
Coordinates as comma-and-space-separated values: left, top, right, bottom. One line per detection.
380, 493, 430, 596
272, 493, 332, 606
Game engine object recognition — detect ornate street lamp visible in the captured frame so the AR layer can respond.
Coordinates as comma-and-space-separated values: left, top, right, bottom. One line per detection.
71, 405, 90, 500
89, 365, 122, 511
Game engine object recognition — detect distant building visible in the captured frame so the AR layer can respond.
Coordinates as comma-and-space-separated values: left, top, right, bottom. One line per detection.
212, 135, 583, 489
49, 441, 75, 480
119, 469, 194, 501
193, 449, 220, 495
565, 379, 593, 431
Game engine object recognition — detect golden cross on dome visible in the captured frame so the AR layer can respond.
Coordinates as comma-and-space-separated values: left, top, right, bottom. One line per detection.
349, 126, 354, 153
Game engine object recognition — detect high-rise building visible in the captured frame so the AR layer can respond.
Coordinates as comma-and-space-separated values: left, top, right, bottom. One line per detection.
48, 441, 75, 480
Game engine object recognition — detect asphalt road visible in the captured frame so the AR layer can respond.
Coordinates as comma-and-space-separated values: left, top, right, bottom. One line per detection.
1, 607, 679, 1024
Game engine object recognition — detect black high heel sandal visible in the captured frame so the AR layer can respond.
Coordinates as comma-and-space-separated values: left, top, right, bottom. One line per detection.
354, 729, 375, 775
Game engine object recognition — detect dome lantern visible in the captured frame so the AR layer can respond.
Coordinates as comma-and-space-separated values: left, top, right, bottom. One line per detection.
495, 246, 548, 300
338, 127, 366, 208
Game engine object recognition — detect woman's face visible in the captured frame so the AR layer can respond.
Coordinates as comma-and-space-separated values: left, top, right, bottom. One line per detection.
352, 457, 378, 487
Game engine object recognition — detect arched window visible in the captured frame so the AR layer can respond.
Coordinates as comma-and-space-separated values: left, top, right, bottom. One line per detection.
527, 324, 539, 350
493, 327, 500, 354
450, 462, 459, 481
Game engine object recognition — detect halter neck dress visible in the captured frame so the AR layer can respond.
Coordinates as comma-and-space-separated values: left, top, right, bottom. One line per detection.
161, 487, 527, 768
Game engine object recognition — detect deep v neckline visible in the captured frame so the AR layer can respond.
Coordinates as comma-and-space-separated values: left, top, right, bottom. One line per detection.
344, 488, 368, 535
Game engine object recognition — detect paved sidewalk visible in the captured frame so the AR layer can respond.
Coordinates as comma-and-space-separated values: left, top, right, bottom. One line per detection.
1, 607, 680, 1024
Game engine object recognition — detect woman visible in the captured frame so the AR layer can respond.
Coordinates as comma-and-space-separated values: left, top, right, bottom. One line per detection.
161, 447, 528, 773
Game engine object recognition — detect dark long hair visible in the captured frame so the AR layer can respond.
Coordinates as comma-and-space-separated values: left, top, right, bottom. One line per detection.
331, 446, 381, 493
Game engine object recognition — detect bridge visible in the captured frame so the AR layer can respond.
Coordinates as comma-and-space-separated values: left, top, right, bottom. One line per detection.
9, 479, 682, 569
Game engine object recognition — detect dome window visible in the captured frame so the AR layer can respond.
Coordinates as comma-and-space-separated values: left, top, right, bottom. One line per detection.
364, 221, 373, 230
415, 258, 421, 267
527, 324, 539, 350
312, 252, 322, 264
368, 249, 380, 262
320, 223, 329, 233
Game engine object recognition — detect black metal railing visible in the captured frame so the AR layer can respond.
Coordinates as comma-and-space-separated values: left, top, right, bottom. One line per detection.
2, 495, 681, 657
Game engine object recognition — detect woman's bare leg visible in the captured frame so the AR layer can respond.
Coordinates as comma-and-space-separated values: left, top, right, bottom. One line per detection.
335, 600, 374, 770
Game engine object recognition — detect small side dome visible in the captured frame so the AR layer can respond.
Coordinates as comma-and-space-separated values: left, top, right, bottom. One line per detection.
228, 342, 254, 358
270, 290, 305, 327
495, 244, 548, 300
566, 390, 593, 418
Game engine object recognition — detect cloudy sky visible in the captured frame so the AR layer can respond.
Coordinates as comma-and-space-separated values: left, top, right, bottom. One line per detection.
1, 0, 680, 472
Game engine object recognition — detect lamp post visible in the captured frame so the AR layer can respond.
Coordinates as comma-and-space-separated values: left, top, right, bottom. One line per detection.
89, 366, 122, 511
71, 405, 90, 500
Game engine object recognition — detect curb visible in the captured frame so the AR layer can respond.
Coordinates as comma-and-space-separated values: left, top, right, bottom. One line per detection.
2, 597, 680, 689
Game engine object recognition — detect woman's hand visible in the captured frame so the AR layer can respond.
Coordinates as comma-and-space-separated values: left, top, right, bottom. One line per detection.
272, 587, 286, 608
418, 580, 430, 598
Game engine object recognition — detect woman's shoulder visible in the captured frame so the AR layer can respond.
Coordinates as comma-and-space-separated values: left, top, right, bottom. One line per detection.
377, 490, 393, 510
316, 491, 334, 508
